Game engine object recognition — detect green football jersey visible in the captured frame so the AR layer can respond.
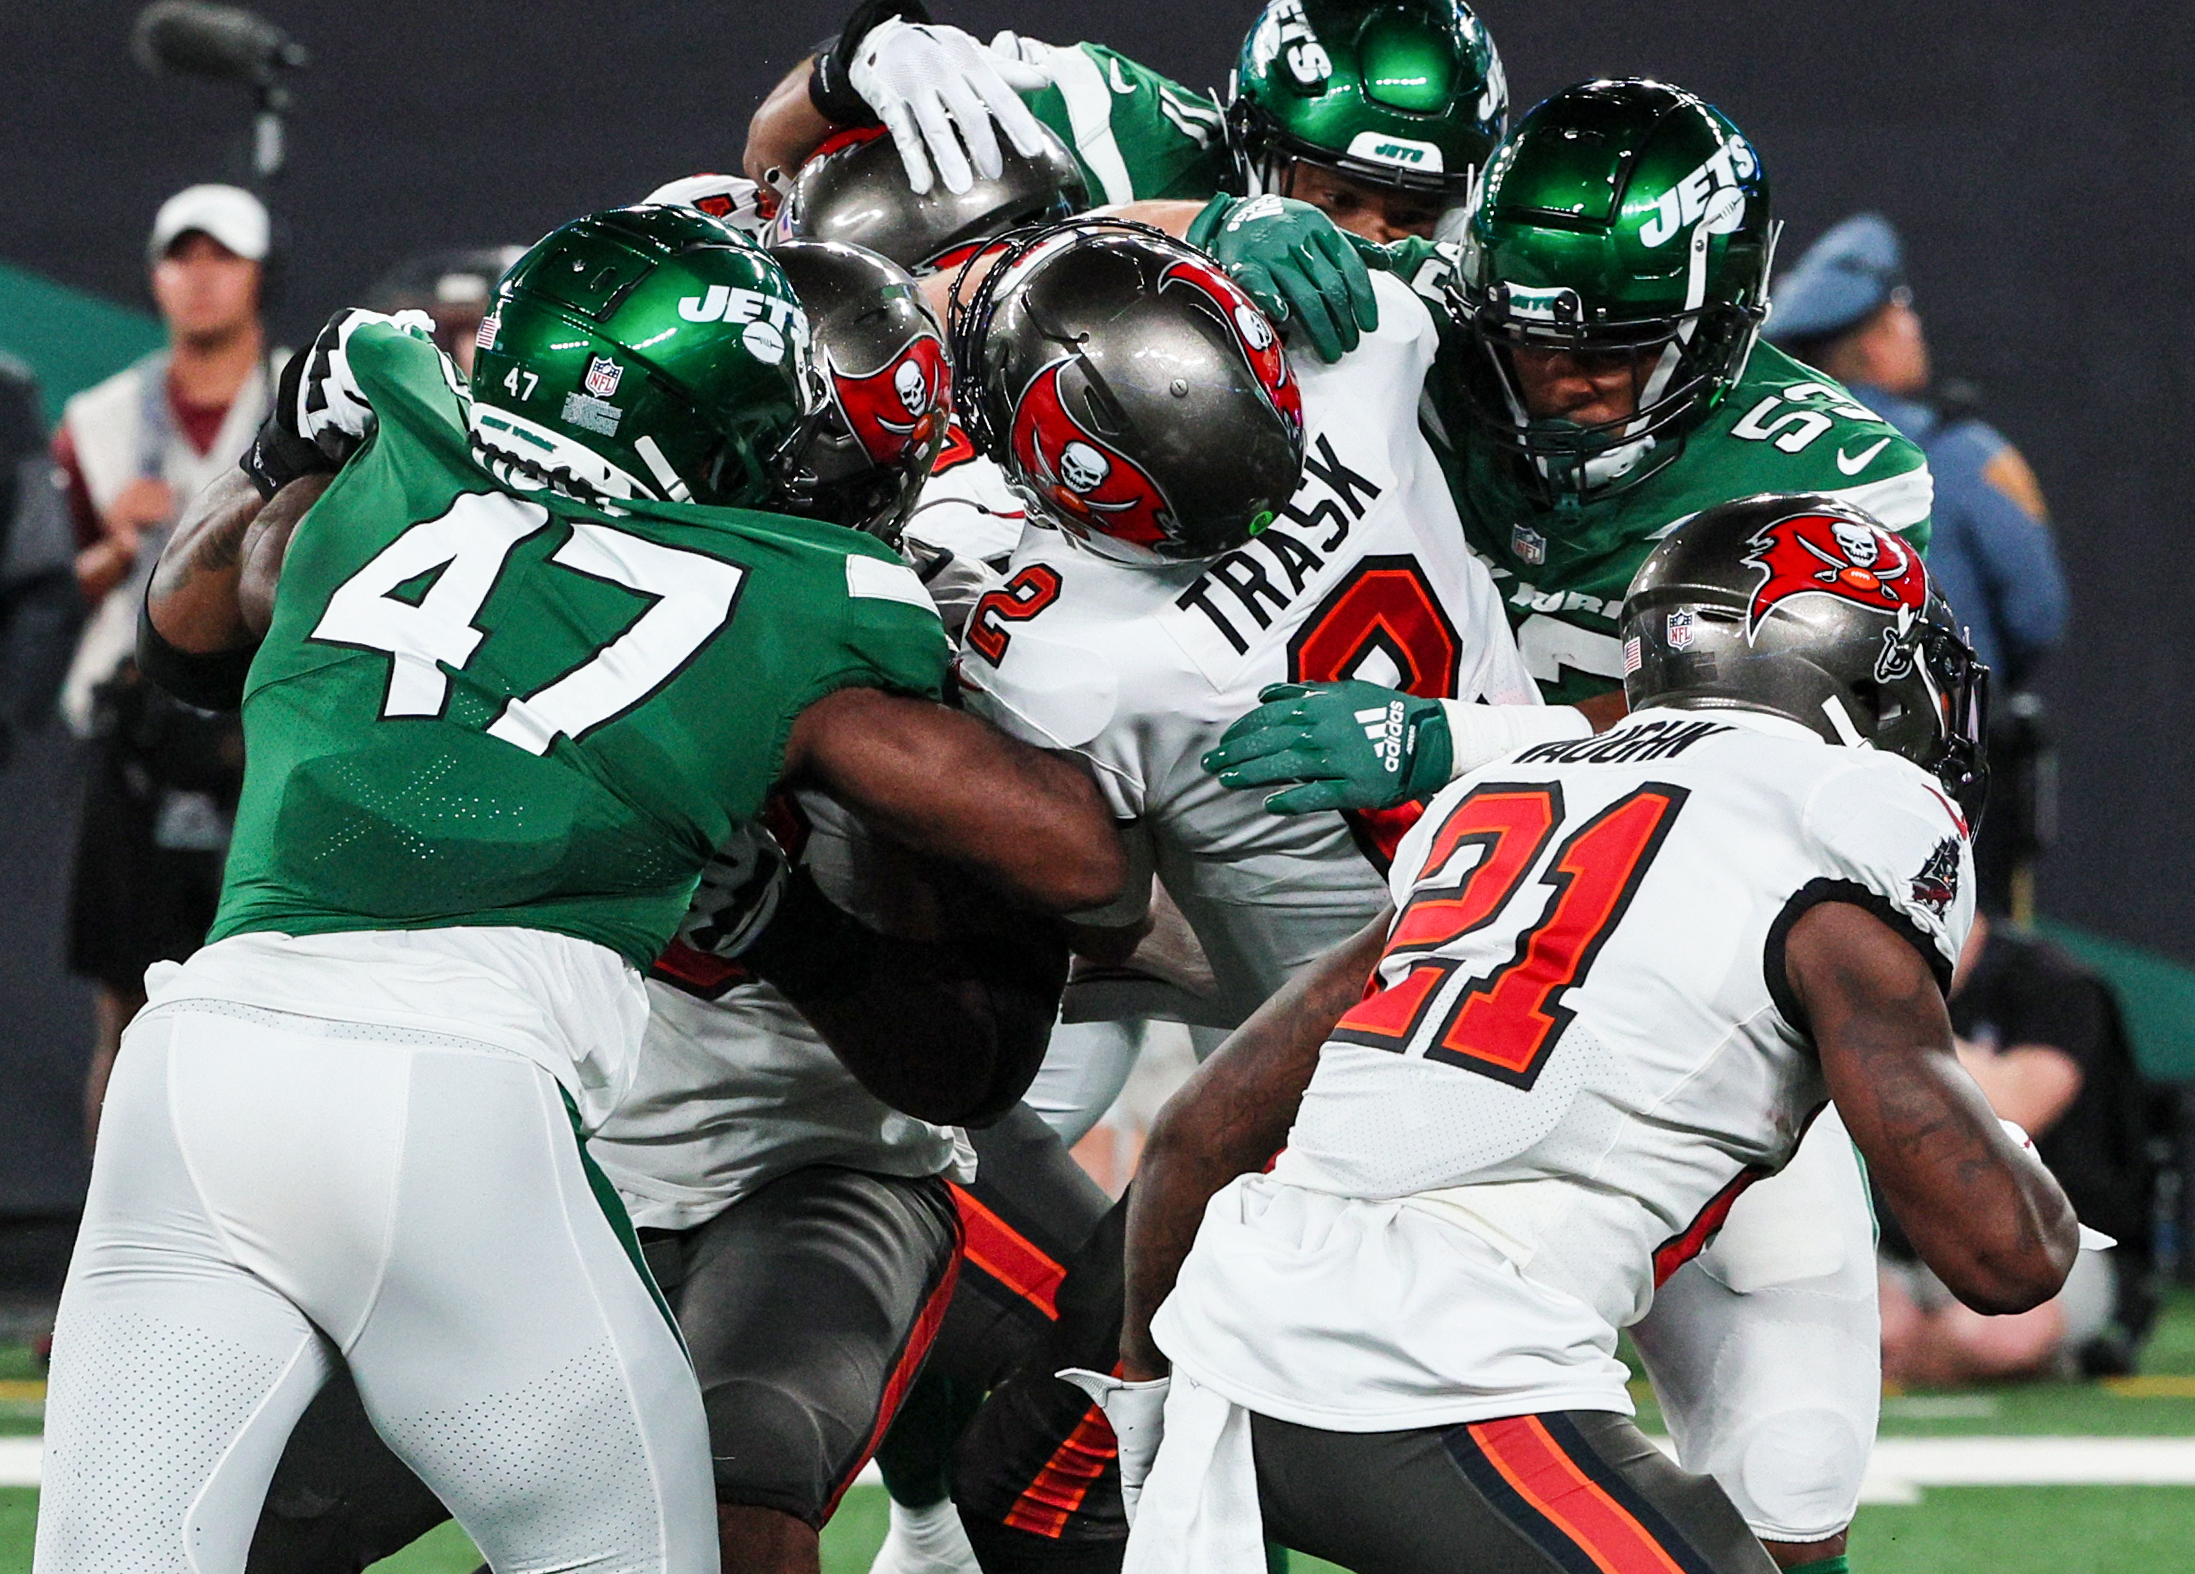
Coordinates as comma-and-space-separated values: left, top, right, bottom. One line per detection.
1386, 237, 1935, 705
212, 322, 947, 968
1018, 41, 1235, 205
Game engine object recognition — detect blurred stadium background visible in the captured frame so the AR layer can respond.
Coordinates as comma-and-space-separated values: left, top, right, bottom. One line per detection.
3, 3, 2193, 1569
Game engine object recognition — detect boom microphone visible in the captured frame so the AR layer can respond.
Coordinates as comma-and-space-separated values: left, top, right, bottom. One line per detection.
132, 0, 308, 86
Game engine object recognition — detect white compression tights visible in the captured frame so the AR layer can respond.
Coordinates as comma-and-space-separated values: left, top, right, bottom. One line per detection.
34, 1002, 718, 1574
1628, 1108, 1882, 1545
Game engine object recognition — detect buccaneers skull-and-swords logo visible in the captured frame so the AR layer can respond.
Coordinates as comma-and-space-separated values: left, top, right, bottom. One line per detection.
1742, 511, 1927, 633
1741, 509, 1933, 680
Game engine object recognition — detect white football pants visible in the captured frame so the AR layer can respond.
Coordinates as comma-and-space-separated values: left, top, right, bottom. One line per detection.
1024, 1019, 1156, 1146
34, 1000, 718, 1574
1629, 1107, 1881, 1545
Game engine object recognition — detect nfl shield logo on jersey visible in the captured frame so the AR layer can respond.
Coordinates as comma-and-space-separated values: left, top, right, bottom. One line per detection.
1512, 524, 1547, 565
584, 356, 624, 398
1666, 608, 1695, 650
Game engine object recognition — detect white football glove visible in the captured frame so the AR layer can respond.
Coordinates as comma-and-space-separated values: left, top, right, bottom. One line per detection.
986, 30, 1051, 70
1058, 1369, 1169, 1525
676, 822, 791, 959
1435, 699, 1595, 777
290, 307, 437, 461
846, 18, 1050, 197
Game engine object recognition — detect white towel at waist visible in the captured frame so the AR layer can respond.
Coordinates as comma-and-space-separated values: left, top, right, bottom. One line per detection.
1122, 1369, 1266, 1574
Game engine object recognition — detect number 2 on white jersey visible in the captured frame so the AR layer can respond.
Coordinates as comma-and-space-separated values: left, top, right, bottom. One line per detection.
310, 491, 747, 753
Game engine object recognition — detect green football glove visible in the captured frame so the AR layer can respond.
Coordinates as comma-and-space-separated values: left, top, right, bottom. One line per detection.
1202, 680, 1452, 814
1186, 194, 1385, 363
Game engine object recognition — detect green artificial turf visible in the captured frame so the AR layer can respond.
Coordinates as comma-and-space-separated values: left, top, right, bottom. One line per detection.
1851, 1485, 2195, 1573
8, 1293, 2195, 1571
7, 1478, 2188, 1573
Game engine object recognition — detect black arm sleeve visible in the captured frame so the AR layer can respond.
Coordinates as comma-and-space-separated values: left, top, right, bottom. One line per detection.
747, 864, 1069, 1127
135, 596, 259, 713
806, 0, 931, 124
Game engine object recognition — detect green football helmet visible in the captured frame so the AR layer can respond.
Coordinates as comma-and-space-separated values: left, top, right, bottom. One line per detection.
471, 205, 825, 509
1449, 79, 1779, 506
1229, 0, 1506, 206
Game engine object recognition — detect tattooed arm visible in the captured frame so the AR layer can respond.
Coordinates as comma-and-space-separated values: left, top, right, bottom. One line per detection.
147, 469, 325, 652
1120, 909, 1392, 1379
1789, 901, 2077, 1313
138, 471, 325, 709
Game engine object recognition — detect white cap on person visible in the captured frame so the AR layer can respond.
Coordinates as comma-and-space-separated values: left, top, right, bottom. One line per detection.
148, 184, 271, 264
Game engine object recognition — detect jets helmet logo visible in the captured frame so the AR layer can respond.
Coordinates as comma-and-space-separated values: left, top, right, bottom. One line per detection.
1743, 511, 1927, 637
1009, 361, 1175, 549
826, 333, 949, 464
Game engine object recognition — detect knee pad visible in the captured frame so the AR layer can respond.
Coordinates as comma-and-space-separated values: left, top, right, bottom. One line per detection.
1725, 1405, 1871, 1542
702, 1374, 846, 1525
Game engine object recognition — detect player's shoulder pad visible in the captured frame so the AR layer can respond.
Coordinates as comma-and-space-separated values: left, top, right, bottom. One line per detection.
1713, 344, 1932, 531
802, 530, 948, 699
1367, 268, 1436, 342
1797, 747, 1973, 988
842, 549, 940, 616
1075, 41, 1201, 102
1380, 235, 1460, 313
338, 308, 441, 370
1294, 271, 1435, 388
334, 308, 465, 418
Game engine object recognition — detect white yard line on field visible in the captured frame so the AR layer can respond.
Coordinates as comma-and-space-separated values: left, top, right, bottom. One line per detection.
1642, 1435, 2195, 1505
1855, 1436, 2195, 1504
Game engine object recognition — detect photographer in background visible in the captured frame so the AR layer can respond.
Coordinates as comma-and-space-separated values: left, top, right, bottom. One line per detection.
0, 355, 80, 758
1770, 213, 2069, 915
50, 183, 281, 1145
1879, 912, 2156, 1384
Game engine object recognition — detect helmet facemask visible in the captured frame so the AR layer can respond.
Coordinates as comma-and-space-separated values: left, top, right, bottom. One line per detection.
1452, 223, 1774, 509
1445, 79, 1779, 509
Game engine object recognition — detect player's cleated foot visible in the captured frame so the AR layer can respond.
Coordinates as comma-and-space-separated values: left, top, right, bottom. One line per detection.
869, 1495, 981, 1574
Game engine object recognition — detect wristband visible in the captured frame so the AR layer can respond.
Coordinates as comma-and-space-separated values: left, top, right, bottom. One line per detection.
1434, 700, 1594, 781
807, 0, 930, 125
135, 597, 258, 713
240, 349, 337, 501
739, 864, 881, 1002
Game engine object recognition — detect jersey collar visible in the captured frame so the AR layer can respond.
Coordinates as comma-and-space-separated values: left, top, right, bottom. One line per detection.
1628, 701, 1825, 746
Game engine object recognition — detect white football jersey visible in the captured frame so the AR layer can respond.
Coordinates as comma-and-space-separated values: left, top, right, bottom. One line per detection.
590, 794, 972, 1231
1152, 707, 1975, 1428
961, 273, 1537, 1025
902, 426, 1027, 569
